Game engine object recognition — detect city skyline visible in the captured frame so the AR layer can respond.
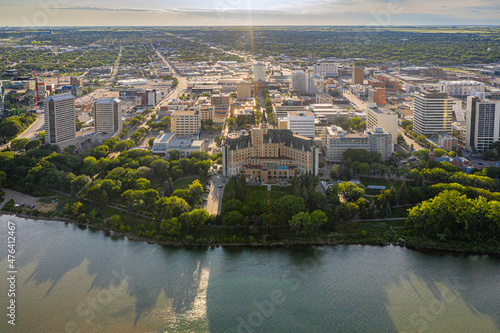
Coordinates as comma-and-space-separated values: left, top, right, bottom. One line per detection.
2, 0, 500, 27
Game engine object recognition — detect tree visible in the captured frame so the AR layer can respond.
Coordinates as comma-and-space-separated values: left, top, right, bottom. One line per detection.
168, 149, 181, 161
148, 137, 156, 147
70, 175, 91, 197
338, 182, 365, 201
160, 217, 181, 237
82, 156, 98, 176
222, 198, 242, 214
151, 159, 170, 179
273, 195, 307, 223
63, 145, 76, 155
349, 117, 362, 131
385, 202, 392, 217
155, 196, 190, 220
11, 138, 29, 151
331, 165, 340, 179
187, 209, 210, 228
0, 171, 6, 188
189, 179, 203, 204
433, 148, 447, 158
222, 210, 244, 226
25, 139, 41, 151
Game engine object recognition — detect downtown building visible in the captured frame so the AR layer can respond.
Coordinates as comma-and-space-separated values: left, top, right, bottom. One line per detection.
465, 96, 500, 152
44, 93, 76, 144
171, 109, 201, 136
438, 80, 485, 97
413, 90, 454, 136
287, 111, 315, 138
93, 98, 122, 134
222, 124, 319, 180
366, 104, 398, 144
325, 126, 392, 162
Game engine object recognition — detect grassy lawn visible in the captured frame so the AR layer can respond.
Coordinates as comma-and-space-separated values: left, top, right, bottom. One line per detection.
391, 206, 411, 218
173, 176, 198, 190
245, 186, 292, 205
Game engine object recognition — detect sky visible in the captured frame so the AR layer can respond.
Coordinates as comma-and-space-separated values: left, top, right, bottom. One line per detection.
1, 0, 499, 27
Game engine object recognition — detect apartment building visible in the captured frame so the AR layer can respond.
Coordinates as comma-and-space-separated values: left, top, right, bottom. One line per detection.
413, 90, 454, 136
352, 67, 364, 85
44, 93, 76, 144
465, 96, 500, 152
93, 98, 122, 134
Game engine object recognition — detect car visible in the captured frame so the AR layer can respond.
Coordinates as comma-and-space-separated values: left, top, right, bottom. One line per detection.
478, 162, 484, 166
218, 185, 224, 188
202, 198, 207, 201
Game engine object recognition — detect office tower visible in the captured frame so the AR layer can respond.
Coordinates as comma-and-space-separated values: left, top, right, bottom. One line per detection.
352, 67, 364, 85
287, 111, 315, 138
465, 96, 500, 152
236, 81, 252, 99
171, 109, 201, 136
291, 71, 306, 93
94, 98, 122, 134
44, 94, 76, 144
368, 88, 386, 106
413, 90, 454, 136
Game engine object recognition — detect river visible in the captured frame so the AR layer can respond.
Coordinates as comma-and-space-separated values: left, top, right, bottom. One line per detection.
0, 215, 499, 333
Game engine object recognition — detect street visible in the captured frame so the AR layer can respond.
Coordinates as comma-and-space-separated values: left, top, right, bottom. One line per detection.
202, 173, 224, 215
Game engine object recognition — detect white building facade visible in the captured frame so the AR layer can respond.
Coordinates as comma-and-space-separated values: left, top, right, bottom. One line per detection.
465, 96, 500, 152
44, 94, 76, 144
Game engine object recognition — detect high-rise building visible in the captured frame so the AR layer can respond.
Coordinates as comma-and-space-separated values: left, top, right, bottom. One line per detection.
368, 88, 386, 106
366, 104, 398, 144
291, 71, 306, 93
325, 126, 392, 162
465, 96, 500, 152
306, 74, 325, 94
287, 111, 315, 138
253, 62, 266, 82
93, 98, 122, 134
44, 94, 76, 144
236, 81, 252, 99
413, 90, 454, 136
352, 67, 364, 85
171, 109, 201, 136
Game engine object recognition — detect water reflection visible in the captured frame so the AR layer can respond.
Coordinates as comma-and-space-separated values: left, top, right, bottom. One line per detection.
0, 217, 499, 333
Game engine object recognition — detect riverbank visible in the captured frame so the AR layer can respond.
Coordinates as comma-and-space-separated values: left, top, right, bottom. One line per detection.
2, 211, 499, 256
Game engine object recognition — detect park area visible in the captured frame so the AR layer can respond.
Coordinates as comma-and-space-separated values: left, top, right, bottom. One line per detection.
245, 186, 292, 205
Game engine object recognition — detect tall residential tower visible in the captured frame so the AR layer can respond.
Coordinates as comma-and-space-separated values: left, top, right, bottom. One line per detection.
44, 94, 76, 144
94, 98, 122, 134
